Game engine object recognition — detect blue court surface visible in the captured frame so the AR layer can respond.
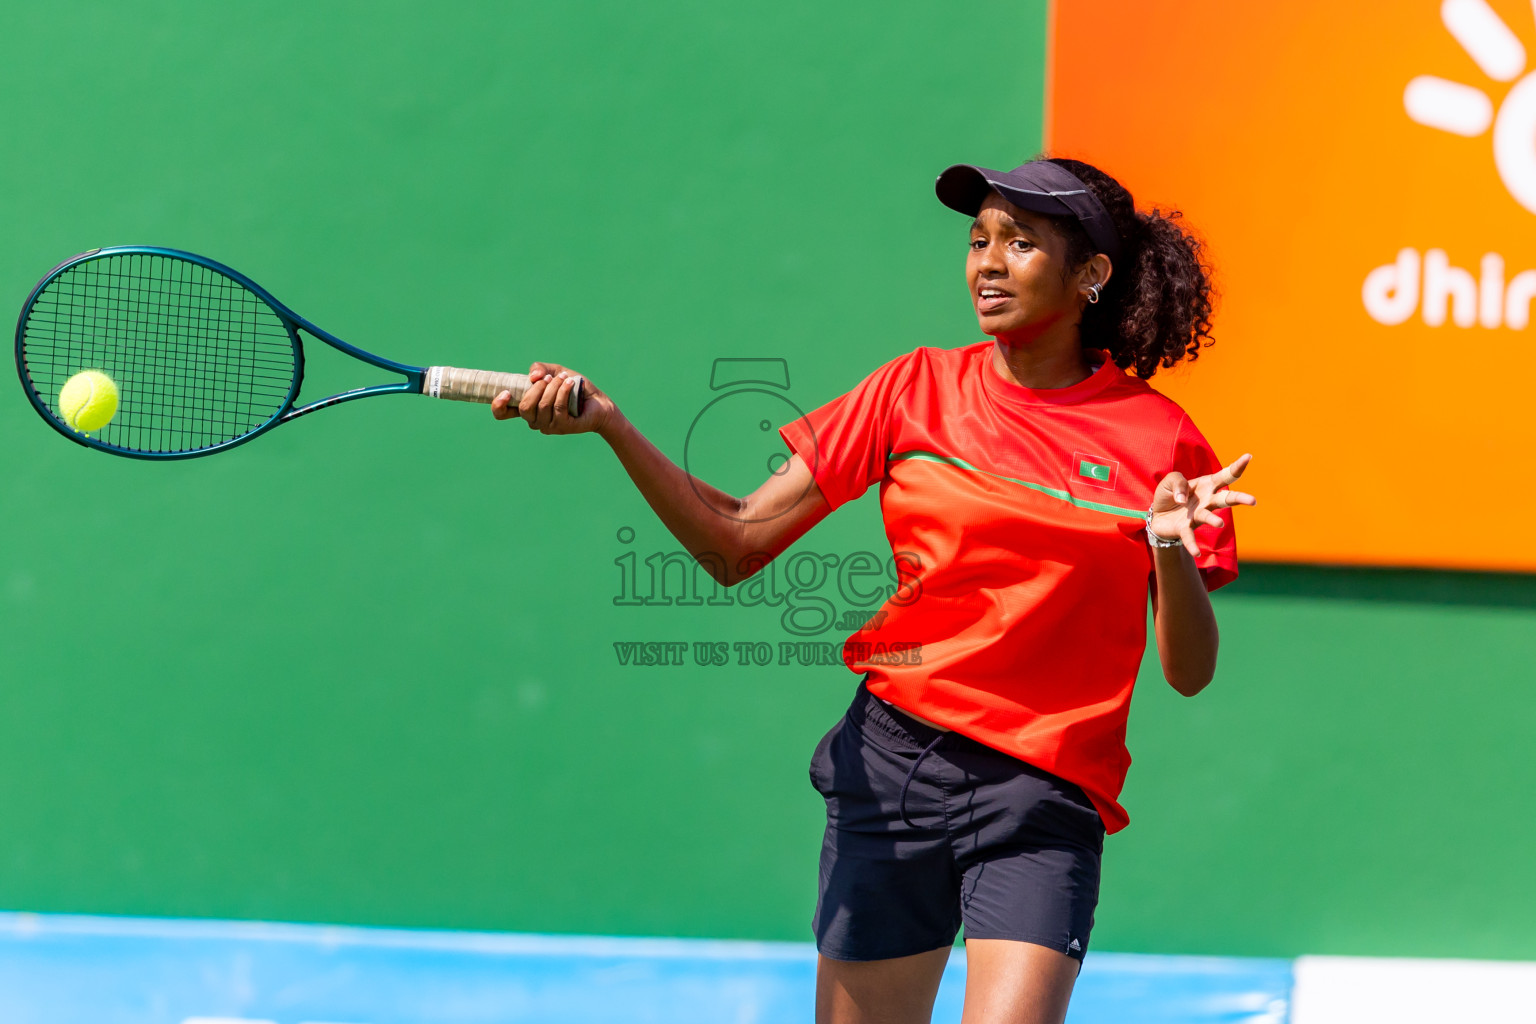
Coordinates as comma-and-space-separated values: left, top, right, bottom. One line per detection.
0, 911, 1292, 1024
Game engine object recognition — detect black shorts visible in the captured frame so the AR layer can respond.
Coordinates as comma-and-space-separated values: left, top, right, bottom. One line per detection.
809, 680, 1105, 962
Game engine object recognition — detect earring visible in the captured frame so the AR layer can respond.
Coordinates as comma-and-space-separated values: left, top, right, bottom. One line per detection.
1086, 282, 1102, 305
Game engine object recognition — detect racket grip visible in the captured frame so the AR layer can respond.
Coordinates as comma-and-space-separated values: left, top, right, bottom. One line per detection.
423, 366, 584, 416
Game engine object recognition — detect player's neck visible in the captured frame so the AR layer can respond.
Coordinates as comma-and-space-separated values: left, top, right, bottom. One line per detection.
989, 333, 1093, 391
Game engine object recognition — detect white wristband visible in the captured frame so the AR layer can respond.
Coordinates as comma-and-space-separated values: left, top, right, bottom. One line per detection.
1145, 510, 1183, 549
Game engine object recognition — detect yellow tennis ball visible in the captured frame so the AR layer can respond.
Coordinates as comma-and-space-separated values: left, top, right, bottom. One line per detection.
59, 370, 119, 433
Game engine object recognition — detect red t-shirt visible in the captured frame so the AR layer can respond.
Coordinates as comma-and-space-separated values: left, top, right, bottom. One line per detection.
779, 342, 1237, 833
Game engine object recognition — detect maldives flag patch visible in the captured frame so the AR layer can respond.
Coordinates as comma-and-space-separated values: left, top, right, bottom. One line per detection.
1073, 451, 1120, 489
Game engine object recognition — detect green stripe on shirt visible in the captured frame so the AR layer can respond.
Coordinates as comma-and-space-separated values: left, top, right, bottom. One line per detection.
888, 450, 1145, 519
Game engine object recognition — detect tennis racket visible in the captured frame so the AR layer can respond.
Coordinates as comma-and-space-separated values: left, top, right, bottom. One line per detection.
13, 245, 582, 459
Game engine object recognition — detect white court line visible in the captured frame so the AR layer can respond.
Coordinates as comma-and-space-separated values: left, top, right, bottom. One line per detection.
1292, 955, 1536, 1023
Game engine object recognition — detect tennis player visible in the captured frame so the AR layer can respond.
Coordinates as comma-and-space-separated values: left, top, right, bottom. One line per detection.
492, 156, 1254, 1024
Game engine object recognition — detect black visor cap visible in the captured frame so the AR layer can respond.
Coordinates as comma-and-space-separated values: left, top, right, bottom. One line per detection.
936, 160, 1121, 267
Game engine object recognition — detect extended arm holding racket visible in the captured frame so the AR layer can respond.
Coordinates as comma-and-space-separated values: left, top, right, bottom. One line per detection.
603, 420, 830, 586
492, 363, 830, 587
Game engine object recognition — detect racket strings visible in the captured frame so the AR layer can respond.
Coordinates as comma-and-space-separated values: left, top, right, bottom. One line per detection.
20, 253, 298, 454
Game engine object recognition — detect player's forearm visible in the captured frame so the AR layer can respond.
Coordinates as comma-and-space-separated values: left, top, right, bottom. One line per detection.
1150, 546, 1219, 695
598, 411, 760, 582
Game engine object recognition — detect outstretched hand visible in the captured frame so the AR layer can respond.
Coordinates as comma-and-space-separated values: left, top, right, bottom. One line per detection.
490, 362, 617, 436
1147, 453, 1256, 557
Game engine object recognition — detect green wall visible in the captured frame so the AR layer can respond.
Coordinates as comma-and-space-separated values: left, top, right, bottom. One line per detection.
1111, 569, 1536, 959
2, 0, 1533, 963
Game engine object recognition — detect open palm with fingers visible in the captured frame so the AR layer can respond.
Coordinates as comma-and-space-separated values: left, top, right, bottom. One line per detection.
1147, 453, 1256, 557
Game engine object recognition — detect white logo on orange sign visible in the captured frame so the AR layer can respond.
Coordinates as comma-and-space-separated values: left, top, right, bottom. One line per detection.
1364, 0, 1536, 327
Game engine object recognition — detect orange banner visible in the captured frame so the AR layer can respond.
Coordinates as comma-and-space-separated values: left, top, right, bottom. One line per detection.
1049, 0, 1536, 571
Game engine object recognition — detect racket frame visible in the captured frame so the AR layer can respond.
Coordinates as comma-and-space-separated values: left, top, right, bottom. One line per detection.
15, 245, 429, 460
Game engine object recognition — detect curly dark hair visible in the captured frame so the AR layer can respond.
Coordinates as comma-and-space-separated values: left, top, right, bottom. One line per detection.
1042, 157, 1215, 379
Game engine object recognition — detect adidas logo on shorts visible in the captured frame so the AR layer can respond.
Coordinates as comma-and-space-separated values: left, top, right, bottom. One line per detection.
1068, 938, 1082, 952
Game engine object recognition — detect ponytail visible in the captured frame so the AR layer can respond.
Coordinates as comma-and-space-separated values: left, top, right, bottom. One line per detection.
1044, 157, 1215, 379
